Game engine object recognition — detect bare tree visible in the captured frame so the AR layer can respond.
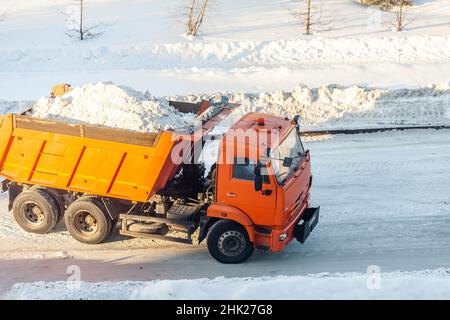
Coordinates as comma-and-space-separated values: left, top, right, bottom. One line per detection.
291, 0, 315, 35
393, 0, 408, 32
290, 0, 339, 35
378, 0, 414, 32
186, 0, 209, 37
62, 0, 106, 40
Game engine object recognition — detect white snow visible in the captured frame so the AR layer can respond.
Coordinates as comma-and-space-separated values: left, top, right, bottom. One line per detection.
0, 99, 31, 114
14, 81, 447, 134
2, 36, 449, 72
6, 268, 450, 300
30, 82, 196, 133
170, 82, 450, 130
0, 0, 449, 100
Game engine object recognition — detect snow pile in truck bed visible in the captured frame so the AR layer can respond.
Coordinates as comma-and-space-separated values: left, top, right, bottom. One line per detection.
6, 268, 450, 299
30, 82, 196, 133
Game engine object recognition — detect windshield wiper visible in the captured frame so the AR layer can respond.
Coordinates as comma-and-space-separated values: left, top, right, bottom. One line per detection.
269, 153, 303, 162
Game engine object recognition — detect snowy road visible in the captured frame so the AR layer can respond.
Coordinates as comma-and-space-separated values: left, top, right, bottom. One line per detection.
1, 129, 450, 296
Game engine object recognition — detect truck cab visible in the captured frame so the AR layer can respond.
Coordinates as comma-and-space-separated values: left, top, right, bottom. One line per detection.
206, 113, 319, 263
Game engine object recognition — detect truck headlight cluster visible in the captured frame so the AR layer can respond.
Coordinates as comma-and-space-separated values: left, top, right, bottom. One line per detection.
279, 233, 288, 241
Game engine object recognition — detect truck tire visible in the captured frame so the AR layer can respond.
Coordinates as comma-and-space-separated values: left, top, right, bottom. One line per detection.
30, 186, 65, 223
207, 220, 254, 264
43, 188, 66, 223
64, 198, 112, 244
12, 189, 60, 234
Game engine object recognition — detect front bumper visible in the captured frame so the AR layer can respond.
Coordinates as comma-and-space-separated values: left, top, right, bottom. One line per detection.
293, 206, 320, 244
269, 206, 320, 252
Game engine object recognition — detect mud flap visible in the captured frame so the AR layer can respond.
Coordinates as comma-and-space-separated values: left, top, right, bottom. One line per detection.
294, 206, 320, 244
2, 181, 22, 211
0, 179, 9, 193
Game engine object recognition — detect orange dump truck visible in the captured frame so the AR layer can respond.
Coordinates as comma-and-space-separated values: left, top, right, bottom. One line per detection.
0, 101, 319, 263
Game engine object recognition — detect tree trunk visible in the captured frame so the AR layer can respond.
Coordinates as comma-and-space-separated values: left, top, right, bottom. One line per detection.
306, 0, 311, 35
397, 1, 404, 32
188, 0, 195, 35
80, 0, 84, 40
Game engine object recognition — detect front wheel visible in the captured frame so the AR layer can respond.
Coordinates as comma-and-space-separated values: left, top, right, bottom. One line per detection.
207, 220, 254, 264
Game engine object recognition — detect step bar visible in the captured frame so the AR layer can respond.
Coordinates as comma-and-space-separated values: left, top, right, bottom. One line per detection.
119, 229, 193, 245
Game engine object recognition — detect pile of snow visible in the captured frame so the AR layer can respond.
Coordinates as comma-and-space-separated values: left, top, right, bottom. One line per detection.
6, 268, 450, 300
170, 82, 450, 130
30, 82, 196, 133
12, 82, 450, 134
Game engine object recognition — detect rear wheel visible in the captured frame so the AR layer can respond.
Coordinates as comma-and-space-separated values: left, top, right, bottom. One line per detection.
64, 197, 112, 244
12, 189, 60, 234
207, 220, 254, 264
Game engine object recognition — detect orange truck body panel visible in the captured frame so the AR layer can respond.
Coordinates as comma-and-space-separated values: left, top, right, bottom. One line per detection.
0, 114, 189, 202
207, 203, 256, 242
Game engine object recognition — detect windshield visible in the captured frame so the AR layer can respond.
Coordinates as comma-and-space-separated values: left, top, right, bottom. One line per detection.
270, 128, 305, 185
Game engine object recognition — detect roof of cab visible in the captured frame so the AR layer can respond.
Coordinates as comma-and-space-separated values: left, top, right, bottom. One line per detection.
231, 112, 293, 138
225, 112, 295, 155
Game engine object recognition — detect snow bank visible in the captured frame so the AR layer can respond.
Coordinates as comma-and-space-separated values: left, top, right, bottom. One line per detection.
6, 268, 450, 300
2, 36, 449, 72
30, 82, 196, 133
169, 82, 450, 130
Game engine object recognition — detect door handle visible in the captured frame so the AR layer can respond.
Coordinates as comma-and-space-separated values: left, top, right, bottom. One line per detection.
226, 193, 236, 197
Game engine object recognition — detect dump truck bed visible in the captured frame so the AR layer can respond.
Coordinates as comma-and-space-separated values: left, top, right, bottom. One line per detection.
0, 114, 190, 202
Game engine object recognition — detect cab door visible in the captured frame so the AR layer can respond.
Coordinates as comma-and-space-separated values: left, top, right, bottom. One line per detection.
216, 158, 277, 226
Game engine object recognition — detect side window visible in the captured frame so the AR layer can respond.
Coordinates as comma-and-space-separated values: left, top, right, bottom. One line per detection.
232, 158, 270, 184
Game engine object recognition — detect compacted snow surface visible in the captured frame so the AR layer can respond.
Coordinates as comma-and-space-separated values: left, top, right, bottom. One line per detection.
1, 129, 450, 299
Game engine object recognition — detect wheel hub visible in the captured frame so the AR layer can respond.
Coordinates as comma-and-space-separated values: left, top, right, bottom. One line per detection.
75, 211, 98, 234
25, 203, 44, 224
84, 214, 95, 226
218, 230, 246, 257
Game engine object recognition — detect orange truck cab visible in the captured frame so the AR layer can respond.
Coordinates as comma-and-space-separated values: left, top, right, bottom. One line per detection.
0, 100, 318, 264
206, 113, 319, 260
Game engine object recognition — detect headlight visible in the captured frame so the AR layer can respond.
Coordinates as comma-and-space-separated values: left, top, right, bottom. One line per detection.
279, 233, 288, 241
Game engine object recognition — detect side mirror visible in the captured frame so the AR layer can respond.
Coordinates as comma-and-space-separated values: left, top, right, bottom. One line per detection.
293, 115, 301, 132
254, 164, 263, 191
282, 157, 293, 167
